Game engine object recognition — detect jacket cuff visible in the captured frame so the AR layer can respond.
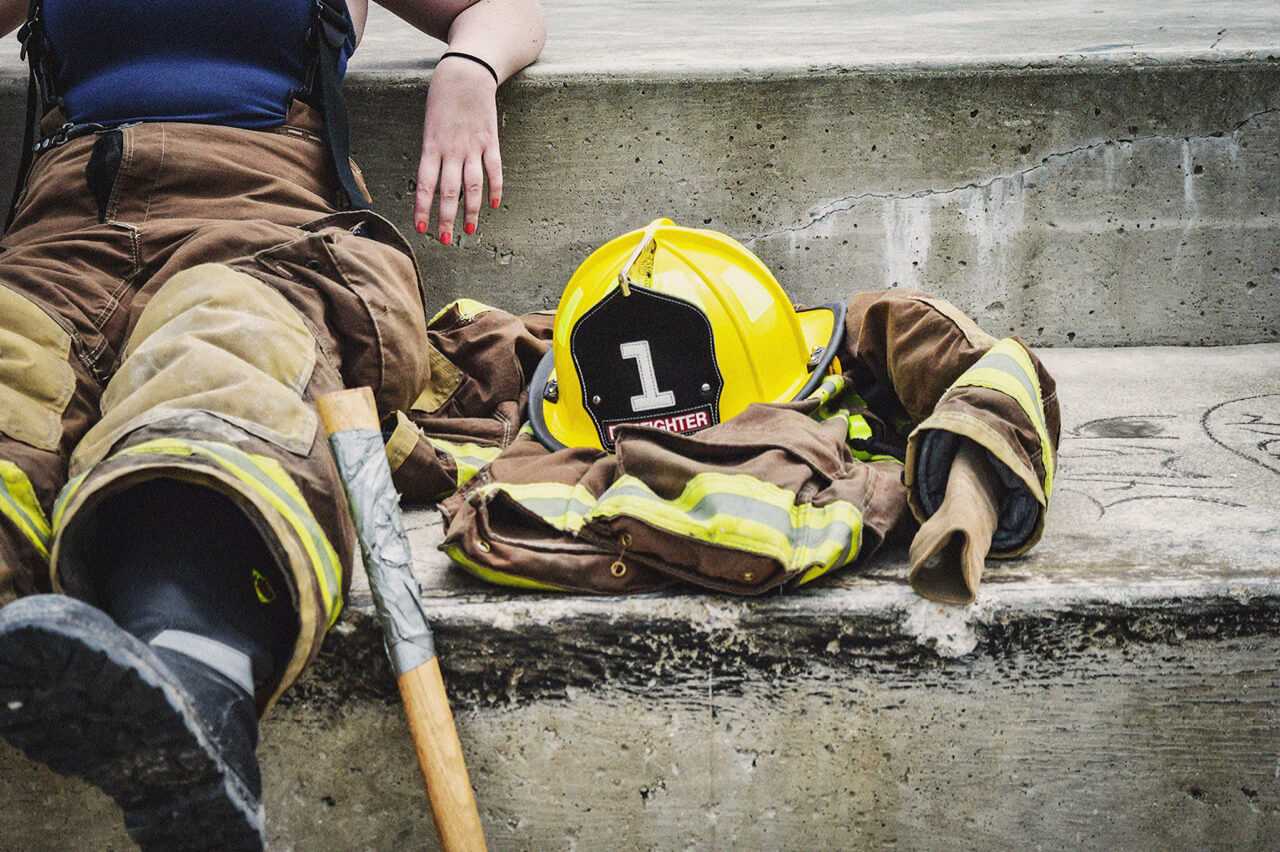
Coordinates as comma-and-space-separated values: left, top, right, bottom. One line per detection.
904, 339, 1057, 557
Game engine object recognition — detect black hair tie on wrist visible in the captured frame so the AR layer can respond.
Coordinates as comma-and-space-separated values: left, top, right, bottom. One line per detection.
439, 51, 500, 85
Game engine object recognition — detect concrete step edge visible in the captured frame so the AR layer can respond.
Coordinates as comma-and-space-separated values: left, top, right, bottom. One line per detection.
296, 341, 1280, 707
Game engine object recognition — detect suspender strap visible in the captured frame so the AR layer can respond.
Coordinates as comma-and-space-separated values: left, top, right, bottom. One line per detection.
311, 0, 369, 211
4, 70, 37, 234
4, 0, 47, 234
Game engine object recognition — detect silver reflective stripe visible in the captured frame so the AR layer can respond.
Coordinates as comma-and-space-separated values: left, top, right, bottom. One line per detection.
969, 351, 1046, 434
150, 630, 254, 696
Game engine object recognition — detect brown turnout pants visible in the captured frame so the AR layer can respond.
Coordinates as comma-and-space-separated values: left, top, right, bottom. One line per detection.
0, 104, 429, 707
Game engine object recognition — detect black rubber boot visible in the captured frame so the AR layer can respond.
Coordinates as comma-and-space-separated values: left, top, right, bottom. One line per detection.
0, 594, 266, 851
0, 478, 298, 851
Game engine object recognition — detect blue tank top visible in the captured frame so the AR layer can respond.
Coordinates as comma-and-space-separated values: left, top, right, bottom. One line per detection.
44, 0, 355, 129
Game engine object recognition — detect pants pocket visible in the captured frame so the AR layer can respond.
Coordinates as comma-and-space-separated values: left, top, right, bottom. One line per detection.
248, 211, 432, 415
85, 130, 124, 224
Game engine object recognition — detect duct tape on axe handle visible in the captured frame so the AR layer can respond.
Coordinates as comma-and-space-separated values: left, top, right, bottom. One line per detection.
329, 428, 436, 675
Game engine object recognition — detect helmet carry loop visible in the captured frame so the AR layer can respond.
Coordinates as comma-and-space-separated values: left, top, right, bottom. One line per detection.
3, 0, 368, 236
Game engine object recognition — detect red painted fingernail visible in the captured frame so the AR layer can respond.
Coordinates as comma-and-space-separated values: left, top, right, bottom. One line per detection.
440, 232, 452, 245
416, 221, 427, 234
490, 199, 500, 209
464, 222, 476, 235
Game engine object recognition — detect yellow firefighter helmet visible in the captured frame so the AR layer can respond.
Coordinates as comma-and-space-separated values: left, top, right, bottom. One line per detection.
529, 218, 845, 452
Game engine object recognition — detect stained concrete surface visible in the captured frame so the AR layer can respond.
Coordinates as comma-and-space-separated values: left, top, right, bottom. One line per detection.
0, 3, 1278, 848
353, 1, 1280, 347
3, 344, 1278, 849
340, 65, 1280, 348
299, 1, 1280, 77
5, 1, 1276, 79
271, 343, 1280, 851
251, 341, 1280, 850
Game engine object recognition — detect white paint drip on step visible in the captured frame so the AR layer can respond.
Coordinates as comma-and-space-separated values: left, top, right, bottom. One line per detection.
903, 597, 981, 658
1182, 138, 1197, 211
1173, 137, 1202, 280
962, 173, 1025, 308
1102, 142, 1120, 192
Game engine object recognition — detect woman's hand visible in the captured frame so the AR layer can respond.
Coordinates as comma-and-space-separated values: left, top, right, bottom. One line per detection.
376, 0, 544, 242
414, 54, 502, 244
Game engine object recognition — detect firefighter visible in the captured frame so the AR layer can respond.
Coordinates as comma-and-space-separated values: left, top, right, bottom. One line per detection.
0, 0, 544, 849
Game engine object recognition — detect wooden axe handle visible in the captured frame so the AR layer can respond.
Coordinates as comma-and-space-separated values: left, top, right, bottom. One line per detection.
317, 388, 486, 852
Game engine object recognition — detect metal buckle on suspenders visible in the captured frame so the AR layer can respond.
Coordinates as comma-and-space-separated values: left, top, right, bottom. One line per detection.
33, 122, 109, 154
314, 0, 350, 50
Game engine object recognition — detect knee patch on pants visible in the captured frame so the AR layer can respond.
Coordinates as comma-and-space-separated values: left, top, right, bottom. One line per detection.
71, 264, 319, 476
0, 285, 75, 452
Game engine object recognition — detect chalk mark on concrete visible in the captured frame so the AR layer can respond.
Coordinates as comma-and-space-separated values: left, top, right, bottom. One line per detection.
1202, 393, 1280, 479
1058, 415, 1244, 517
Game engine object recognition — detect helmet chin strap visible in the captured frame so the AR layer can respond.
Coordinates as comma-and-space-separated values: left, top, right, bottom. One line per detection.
617, 218, 668, 295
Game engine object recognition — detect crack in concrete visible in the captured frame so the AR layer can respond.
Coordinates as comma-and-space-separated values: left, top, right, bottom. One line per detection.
745, 106, 1280, 245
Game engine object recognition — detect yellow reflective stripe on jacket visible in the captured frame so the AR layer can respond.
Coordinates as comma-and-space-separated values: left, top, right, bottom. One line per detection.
480, 472, 862, 579
590, 473, 862, 576
443, 543, 566, 591
424, 435, 502, 490
55, 438, 343, 626
429, 298, 495, 326
477, 480, 596, 534
0, 461, 51, 559
949, 339, 1056, 497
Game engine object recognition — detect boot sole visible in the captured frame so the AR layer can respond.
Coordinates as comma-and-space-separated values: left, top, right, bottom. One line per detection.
0, 595, 264, 851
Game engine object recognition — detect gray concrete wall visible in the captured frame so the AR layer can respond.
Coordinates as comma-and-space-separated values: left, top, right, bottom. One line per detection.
267, 618, 1280, 852
3, 63, 1278, 348
342, 64, 1280, 348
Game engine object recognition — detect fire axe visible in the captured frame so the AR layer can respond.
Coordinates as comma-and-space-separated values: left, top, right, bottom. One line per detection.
317, 388, 486, 852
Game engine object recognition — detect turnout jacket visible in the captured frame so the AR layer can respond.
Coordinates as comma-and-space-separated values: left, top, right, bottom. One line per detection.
389, 289, 1059, 599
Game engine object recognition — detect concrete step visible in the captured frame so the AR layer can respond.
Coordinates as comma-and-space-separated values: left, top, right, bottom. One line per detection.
4, 342, 1279, 848
1, 2, 1278, 347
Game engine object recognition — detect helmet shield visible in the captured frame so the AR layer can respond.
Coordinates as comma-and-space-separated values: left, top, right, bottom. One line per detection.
571, 286, 723, 451
530, 219, 846, 453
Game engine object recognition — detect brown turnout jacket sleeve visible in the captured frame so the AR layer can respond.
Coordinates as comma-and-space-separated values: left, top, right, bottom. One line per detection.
392, 290, 1059, 596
